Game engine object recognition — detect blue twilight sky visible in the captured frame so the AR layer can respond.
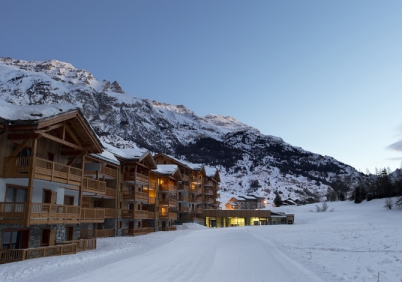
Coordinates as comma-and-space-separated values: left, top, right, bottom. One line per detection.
1, 1, 402, 173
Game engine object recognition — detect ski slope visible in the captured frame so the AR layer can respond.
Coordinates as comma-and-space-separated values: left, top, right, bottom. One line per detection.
0, 199, 401, 282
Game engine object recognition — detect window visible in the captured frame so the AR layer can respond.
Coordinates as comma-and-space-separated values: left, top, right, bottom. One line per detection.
2, 230, 29, 249
6, 186, 27, 203
64, 196, 74, 206
118, 221, 122, 229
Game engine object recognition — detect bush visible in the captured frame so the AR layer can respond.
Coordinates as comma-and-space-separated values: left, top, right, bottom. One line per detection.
384, 198, 393, 210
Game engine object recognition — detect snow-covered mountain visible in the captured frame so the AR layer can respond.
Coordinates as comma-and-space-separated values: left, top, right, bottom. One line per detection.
0, 57, 363, 205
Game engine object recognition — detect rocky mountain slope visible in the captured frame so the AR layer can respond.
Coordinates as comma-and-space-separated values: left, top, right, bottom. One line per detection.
0, 57, 363, 205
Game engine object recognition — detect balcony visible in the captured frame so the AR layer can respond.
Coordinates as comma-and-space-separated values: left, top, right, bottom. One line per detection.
5, 157, 82, 187
100, 166, 118, 178
122, 210, 151, 219
81, 229, 114, 238
82, 178, 106, 194
177, 196, 189, 202
0, 238, 97, 264
161, 226, 177, 231
104, 208, 116, 218
123, 227, 154, 237
191, 186, 202, 194
159, 212, 177, 220
123, 172, 149, 184
31, 203, 81, 224
80, 208, 105, 223
105, 187, 116, 198
204, 198, 214, 204
204, 189, 213, 196
0, 202, 83, 225
204, 180, 213, 187
178, 206, 190, 213
159, 198, 177, 206
123, 191, 149, 202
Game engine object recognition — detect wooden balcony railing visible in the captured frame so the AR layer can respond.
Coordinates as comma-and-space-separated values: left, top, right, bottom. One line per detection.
178, 206, 190, 212
100, 166, 118, 178
82, 178, 106, 194
204, 189, 213, 195
159, 212, 177, 220
122, 191, 149, 202
159, 198, 177, 206
122, 210, 150, 219
31, 203, 80, 224
104, 208, 115, 218
0, 202, 27, 224
105, 187, 116, 198
0, 244, 77, 264
204, 198, 214, 204
123, 228, 153, 236
177, 196, 189, 202
0, 203, 107, 224
81, 229, 114, 238
148, 211, 155, 219
191, 187, 202, 194
80, 208, 105, 223
123, 172, 149, 184
204, 180, 213, 187
5, 157, 82, 186
64, 238, 97, 252
149, 197, 156, 204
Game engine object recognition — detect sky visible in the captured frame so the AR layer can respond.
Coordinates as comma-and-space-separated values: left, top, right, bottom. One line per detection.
1, 1, 402, 173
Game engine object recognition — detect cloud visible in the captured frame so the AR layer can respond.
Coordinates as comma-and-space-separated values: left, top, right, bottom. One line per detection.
387, 140, 402, 151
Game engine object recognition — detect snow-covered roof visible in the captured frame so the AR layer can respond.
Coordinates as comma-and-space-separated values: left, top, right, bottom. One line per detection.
90, 150, 120, 166
102, 141, 148, 160
152, 164, 178, 175
204, 166, 217, 177
0, 101, 78, 122
156, 153, 203, 170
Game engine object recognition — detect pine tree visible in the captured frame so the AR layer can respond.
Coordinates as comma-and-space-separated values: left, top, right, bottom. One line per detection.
273, 193, 282, 207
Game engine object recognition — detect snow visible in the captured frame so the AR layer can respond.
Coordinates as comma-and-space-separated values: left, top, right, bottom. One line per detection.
153, 164, 178, 175
102, 141, 149, 160
0, 101, 77, 121
1, 199, 401, 282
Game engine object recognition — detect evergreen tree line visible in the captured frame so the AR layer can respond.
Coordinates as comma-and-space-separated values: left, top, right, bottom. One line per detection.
328, 168, 402, 207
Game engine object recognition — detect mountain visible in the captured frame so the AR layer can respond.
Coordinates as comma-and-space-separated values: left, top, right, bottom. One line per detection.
0, 57, 363, 205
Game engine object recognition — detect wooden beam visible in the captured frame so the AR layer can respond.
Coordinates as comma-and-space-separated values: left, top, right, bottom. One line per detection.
39, 132, 84, 151
64, 123, 83, 148
8, 138, 31, 158
7, 125, 38, 131
67, 152, 86, 166
0, 124, 4, 130
8, 133, 40, 140
25, 138, 38, 227
35, 122, 65, 134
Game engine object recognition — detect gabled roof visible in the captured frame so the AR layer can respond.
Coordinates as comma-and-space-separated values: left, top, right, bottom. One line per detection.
151, 164, 183, 180
154, 153, 204, 173
0, 102, 103, 154
104, 142, 157, 169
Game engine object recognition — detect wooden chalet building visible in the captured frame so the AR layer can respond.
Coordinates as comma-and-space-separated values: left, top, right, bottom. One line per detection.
153, 154, 221, 224
0, 103, 221, 264
0, 104, 99, 262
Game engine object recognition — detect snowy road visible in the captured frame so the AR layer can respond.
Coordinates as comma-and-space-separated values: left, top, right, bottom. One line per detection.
64, 228, 320, 282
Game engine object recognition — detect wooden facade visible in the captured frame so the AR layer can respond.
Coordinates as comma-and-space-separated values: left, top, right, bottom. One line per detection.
0, 105, 221, 264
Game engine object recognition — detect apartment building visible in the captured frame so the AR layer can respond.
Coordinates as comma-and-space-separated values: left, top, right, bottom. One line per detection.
153, 154, 221, 224
0, 104, 100, 262
0, 104, 221, 264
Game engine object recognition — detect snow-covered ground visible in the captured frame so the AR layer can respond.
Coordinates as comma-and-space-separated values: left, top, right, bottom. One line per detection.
1, 199, 401, 282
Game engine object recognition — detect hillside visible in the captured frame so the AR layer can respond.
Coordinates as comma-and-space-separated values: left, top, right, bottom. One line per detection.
0, 56, 363, 204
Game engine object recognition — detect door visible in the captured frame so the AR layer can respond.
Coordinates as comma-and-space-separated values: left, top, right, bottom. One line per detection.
2, 230, 29, 249
41, 228, 56, 246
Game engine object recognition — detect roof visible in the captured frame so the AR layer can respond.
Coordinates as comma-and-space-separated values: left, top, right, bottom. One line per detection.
152, 164, 178, 175
154, 153, 204, 171
90, 150, 120, 166
204, 166, 217, 177
0, 102, 78, 122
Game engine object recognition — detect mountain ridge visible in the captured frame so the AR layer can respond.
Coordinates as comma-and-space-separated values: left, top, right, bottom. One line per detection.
0, 56, 362, 205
